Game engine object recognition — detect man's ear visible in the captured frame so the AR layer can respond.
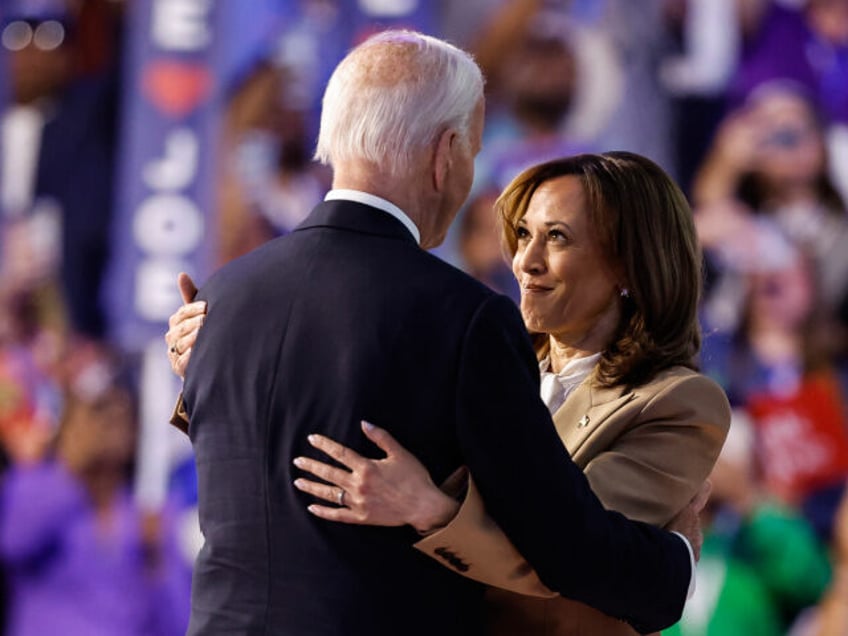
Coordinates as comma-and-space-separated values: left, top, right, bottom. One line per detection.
432, 128, 456, 192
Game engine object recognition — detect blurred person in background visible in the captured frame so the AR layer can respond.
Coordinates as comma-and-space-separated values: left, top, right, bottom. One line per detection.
660, 0, 744, 191
0, 0, 119, 339
0, 284, 65, 632
0, 346, 190, 636
801, 483, 848, 636
694, 83, 848, 350
468, 0, 615, 194
730, 0, 848, 126
729, 0, 848, 199
668, 416, 832, 636
215, 61, 331, 265
456, 188, 519, 302
432, 0, 615, 267
699, 230, 848, 542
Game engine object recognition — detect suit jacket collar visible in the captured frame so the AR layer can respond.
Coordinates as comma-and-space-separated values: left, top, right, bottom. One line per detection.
295, 200, 419, 246
552, 376, 636, 459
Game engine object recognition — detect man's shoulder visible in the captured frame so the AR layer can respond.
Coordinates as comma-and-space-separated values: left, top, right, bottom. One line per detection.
198, 232, 512, 324
416, 249, 499, 294
200, 235, 293, 296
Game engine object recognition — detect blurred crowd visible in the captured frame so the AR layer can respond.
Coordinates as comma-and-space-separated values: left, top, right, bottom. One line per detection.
1, 0, 848, 634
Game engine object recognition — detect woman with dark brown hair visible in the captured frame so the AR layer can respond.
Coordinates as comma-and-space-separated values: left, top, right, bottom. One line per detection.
166, 152, 730, 635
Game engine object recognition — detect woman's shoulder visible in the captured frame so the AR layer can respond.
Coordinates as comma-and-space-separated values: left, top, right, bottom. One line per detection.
634, 366, 731, 428
641, 365, 725, 391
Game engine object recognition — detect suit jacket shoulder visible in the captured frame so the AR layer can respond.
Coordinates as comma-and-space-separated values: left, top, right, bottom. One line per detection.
558, 367, 731, 526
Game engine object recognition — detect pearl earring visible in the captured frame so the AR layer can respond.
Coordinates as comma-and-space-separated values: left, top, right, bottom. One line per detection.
620, 287, 629, 298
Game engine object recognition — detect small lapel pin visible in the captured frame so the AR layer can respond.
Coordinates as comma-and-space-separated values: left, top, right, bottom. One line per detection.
578, 414, 590, 428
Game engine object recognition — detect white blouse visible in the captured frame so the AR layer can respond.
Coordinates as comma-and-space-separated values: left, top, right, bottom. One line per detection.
538, 353, 601, 414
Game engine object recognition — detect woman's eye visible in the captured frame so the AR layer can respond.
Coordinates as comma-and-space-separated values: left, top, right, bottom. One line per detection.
548, 230, 568, 242
516, 227, 530, 239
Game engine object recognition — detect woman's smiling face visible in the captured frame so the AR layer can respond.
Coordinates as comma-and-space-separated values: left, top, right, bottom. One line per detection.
512, 175, 620, 344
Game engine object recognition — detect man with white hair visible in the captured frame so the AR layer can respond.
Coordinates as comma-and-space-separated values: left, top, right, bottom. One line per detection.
179, 30, 697, 635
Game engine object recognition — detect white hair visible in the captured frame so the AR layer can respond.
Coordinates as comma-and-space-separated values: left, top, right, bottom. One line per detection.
315, 30, 484, 176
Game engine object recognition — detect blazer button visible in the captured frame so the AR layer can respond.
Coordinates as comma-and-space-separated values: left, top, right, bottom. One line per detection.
435, 547, 470, 572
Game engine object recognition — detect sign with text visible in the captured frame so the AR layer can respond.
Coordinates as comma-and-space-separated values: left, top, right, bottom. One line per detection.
106, 0, 224, 511
105, 0, 220, 350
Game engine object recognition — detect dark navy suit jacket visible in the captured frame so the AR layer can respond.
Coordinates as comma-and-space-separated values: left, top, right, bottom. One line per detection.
181, 200, 690, 635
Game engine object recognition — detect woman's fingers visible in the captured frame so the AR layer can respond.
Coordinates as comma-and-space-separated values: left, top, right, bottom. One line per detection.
166, 310, 205, 362
360, 421, 407, 458
173, 349, 193, 378
293, 477, 346, 506
293, 455, 352, 488
307, 434, 367, 471
178, 272, 199, 304
170, 314, 204, 352
306, 505, 366, 524
165, 274, 205, 378
168, 301, 207, 329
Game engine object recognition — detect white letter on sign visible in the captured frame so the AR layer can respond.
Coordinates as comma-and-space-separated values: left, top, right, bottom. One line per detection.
151, 0, 213, 51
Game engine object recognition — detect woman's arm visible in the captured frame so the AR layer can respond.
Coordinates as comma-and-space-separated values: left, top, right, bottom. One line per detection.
291, 422, 559, 597
293, 372, 728, 596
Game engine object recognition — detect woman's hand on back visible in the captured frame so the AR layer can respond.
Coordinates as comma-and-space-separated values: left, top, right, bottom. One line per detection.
293, 421, 461, 534
165, 272, 206, 379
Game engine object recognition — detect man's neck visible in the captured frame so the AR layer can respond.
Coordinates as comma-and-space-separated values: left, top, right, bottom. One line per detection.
325, 189, 421, 244
332, 165, 436, 246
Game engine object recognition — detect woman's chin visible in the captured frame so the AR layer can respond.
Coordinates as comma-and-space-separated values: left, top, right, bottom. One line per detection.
521, 313, 551, 336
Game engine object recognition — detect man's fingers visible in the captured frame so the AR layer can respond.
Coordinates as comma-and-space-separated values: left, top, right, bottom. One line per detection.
361, 421, 405, 458
178, 272, 199, 304
293, 455, 352, 487
307, 434, 366, 471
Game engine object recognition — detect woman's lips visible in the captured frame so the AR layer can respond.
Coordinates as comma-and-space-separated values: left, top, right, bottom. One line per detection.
522, 283, 553, 293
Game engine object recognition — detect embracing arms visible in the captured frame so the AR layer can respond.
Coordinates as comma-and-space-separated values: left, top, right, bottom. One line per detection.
164, 278, 697, 632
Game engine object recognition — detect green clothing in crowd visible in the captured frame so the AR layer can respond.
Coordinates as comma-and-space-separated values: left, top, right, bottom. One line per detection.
665, 503, 831, 636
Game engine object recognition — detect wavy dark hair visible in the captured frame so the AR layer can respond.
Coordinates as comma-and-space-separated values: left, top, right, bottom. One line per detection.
497, 151, 703, 389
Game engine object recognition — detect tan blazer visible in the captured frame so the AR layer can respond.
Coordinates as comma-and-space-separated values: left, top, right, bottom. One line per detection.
415, 366, 731, 635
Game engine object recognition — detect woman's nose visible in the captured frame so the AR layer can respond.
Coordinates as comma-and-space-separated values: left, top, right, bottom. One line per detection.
516, 238, 546, 274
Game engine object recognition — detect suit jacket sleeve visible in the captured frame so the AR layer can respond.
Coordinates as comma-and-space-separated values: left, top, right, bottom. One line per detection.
451, 295, 690, 634
415, 475, 558, 598
415, 373, 730, 598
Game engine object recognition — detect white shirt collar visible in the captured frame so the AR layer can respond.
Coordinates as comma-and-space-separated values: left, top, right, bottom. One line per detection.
324, 189, 421, 245
538, 353, 601, 414
539, 353, 602, 380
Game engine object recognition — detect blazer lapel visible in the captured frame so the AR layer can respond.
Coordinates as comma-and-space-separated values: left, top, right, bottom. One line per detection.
553, 378, 636, 462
